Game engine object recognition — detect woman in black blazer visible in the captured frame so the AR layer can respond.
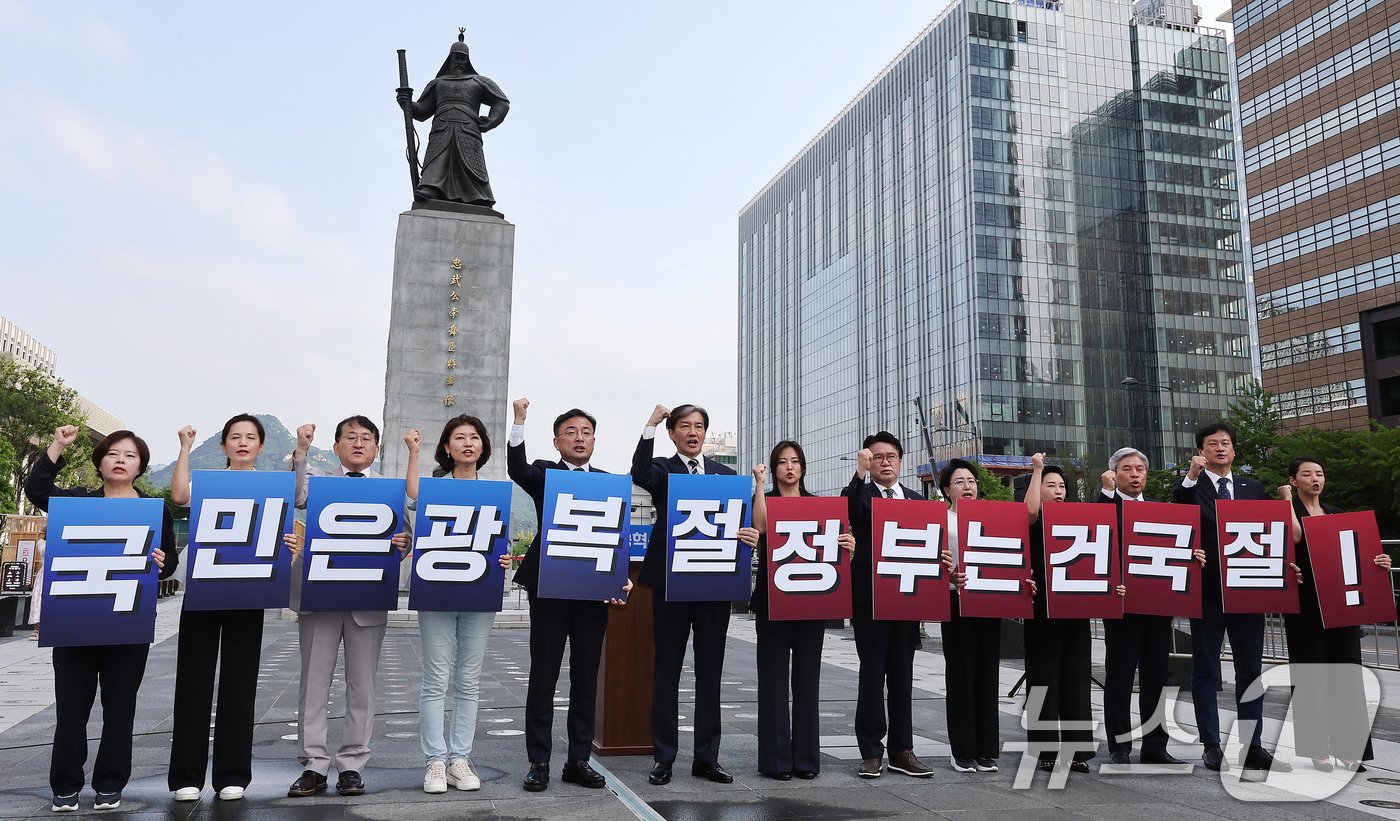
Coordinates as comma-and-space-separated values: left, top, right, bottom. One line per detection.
1280, 456, 1390, 772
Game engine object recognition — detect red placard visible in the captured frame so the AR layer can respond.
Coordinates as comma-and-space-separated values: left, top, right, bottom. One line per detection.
1041, 502, 1122, 620
1303, 511, 1397, 629
1121, 501, 1202, 618
1215, 499, 1298, 614
871, 498, 950, 621
956, 499, 1032, 619
764, 496, 851, 621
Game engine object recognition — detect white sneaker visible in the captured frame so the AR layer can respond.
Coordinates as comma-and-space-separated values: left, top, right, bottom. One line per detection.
423, 761, 448, 794
217, 786, 244, 801
447, 758, 480, 791
173, 787, 201, 802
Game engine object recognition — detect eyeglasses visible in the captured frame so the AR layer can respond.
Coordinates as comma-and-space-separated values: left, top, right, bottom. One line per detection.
871, 453, 900, 463
339, 433, 377, 444
950, 478, 978, 487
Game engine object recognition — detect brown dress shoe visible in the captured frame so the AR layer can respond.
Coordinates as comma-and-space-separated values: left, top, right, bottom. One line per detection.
888, 750, 934, 777
858, 758, 883, 778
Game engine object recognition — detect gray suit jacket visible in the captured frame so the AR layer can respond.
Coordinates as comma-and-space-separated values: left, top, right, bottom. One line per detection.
289, 458, 395, 627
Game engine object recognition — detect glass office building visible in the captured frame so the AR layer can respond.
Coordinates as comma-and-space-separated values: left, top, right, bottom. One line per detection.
738, 0, 1254, 493
1238, 0, 1400, 429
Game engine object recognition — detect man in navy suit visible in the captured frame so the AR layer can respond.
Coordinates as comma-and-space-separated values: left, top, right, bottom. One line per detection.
1172, 422, 1290, 773
507, 398, 624, 793
632, 403, 759, 786
842, 431, 933, 779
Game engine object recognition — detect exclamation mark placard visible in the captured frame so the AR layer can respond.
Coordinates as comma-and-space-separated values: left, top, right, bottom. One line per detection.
1340, 530, 1362, 607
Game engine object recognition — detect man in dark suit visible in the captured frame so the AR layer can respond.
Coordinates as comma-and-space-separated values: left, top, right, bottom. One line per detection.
632, 403, 759, 786
1097, 446, 1186, 766
1171, 422, 1290, 773
506, 398, 622, 793
842, 431, 933, 779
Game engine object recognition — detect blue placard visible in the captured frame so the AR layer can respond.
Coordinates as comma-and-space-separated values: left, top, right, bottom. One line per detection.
628, 525, 652, 561
184, 470, 295, 611
665, 473, 753, 601
409, 477, 513, 612
301, 476, 407, 612
537, 470, 632, 601
40, 497, 162, 647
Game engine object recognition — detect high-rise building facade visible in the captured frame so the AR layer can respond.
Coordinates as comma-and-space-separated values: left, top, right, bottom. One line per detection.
738, 0, 1254, 493
1237, 0, 1400, 429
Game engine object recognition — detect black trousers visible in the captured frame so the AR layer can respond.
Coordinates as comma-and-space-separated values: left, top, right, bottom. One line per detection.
1283, 612, 1374, 761
651, 597, 730, 763
1103, 614, 1171, 757
850, 615, 917, 760
525, 594, 608, 764
168, 608, 264, 790
941, 610, 1001, 760
755, 616, 825, 774
1023, 618, 1093, 762
51, 643, 149, 795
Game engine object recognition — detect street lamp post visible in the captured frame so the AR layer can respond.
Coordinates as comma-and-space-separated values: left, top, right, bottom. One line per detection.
1121, 376, 1174, 469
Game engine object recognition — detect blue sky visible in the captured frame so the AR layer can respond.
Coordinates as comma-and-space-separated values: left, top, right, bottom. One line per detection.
0, 0, 1231, 471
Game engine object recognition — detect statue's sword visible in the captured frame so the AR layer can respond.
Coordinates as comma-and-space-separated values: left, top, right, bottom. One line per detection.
397, 49, 421, 191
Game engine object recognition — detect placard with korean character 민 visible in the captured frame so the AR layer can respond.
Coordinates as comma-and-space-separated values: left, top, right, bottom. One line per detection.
184, 470, 295, 611
537, 470, 632, 602
409, 477, 513, 611
665, 473, 753, 602
300, 476, 407, 612
1121, 501, 1202, 618
765, 496, 850, 621
870, 497, 950, 621
956, 499, 1033, 619
1041, 501, 1122, 620
1215, 499, 1298, 614
1303, 510, 1396, 629
39, 497, 162, 648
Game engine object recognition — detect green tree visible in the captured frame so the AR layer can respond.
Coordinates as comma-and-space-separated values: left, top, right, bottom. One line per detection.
974, 462, 1015, 501
1263, 424, 1400, 539
1223, 379, 1281, 473
0, 436, 16, 516
0, 357, 91, 511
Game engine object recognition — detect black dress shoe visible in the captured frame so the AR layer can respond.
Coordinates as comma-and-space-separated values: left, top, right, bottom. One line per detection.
524, 762, 549, 792
1140, 750, 1186, 765
648, 762, 672, 785
1202, 746, 1228, 772
691, 761, 734, 784
562, 760, 606, 788
1109, 753, 1131, 765
794, 769, 818, 780
1070, 760, 1091, 774
1243, 745, 1292, 772
287, 770, 327, 798
1036, 759, 1056, 772
762, 771, 792, 781
335, 770, 365, 796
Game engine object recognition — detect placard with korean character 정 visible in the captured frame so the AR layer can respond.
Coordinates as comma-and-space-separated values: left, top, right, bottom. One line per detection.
765, 495, 850, 621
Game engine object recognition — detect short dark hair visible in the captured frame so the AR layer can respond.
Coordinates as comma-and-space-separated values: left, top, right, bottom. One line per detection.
1041, 464, 1067, 483
92, 430, 151, 478
220, 413, 266, 467
435, 414, 493, 474
768, 440, 812, 496
1194, 422, 1236, 450
553, 408, 597, 436
862, 431, 903, 456
1288, 455, 1325, 478
335, 415, 380, 443
938, 458, 977, 494
666, 404, 709, 431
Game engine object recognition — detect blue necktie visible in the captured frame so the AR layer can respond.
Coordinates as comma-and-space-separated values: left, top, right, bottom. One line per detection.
1216, 477, 1231, 500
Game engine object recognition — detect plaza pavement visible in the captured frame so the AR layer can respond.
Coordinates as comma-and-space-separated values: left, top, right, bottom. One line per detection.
1, 595, 1399, 819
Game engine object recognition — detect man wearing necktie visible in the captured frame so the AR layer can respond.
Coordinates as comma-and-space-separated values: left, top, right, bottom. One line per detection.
632, 403, 760, 786
505, 398, 622, 793
1172, 422, 1290, 773
842, 431, 933, 779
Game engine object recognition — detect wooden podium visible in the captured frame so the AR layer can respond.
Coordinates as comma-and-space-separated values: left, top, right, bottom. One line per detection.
592, 563, 654, 755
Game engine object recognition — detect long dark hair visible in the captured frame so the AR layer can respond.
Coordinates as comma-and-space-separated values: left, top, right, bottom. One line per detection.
434, 414, 492, 474
768, 440, 813, 496
220, 413, 266, 468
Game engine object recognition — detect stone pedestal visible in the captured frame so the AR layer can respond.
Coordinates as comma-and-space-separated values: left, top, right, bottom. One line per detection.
381, 209, 514, 483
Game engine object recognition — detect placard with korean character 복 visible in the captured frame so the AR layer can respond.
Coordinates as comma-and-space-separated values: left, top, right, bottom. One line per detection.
1041, 502, 1122, 619
409, 477, 513, 611
1303, 510, 1397, 628
956, 499, 1033, 618
300, 476, 407, 612
1215, 499, 1298, 614
765, 496, 850, 621
536, 470, 632, 601
40, 497, 163, 648
665, 473, 753, 602
184, 470, 295, 611
870, 498, 950, 621
1121, 501, 1201, 618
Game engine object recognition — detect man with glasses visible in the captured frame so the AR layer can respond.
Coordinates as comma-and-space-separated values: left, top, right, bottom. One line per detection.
842, 431, 933, 779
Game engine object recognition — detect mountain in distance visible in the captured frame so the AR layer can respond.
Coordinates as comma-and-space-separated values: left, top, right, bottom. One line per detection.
145, 414, 343, 488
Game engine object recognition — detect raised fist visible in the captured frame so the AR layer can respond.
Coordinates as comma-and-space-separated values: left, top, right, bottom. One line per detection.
404, 428, 421, 454
177, 426, 197, 451
648, 404, 670, 427
512, 397, 530, 424
1101, 470, 1116, 492
52, 425, 80, 450
857, 448, 873, 474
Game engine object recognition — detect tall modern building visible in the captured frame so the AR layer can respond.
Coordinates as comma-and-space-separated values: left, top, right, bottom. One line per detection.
1237, 0, 1400, 429
738, 0, 1254, 493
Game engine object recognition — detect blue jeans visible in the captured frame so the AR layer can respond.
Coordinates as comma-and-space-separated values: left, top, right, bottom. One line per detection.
418, 611, 494, 763
1189, 595, 1265, 747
